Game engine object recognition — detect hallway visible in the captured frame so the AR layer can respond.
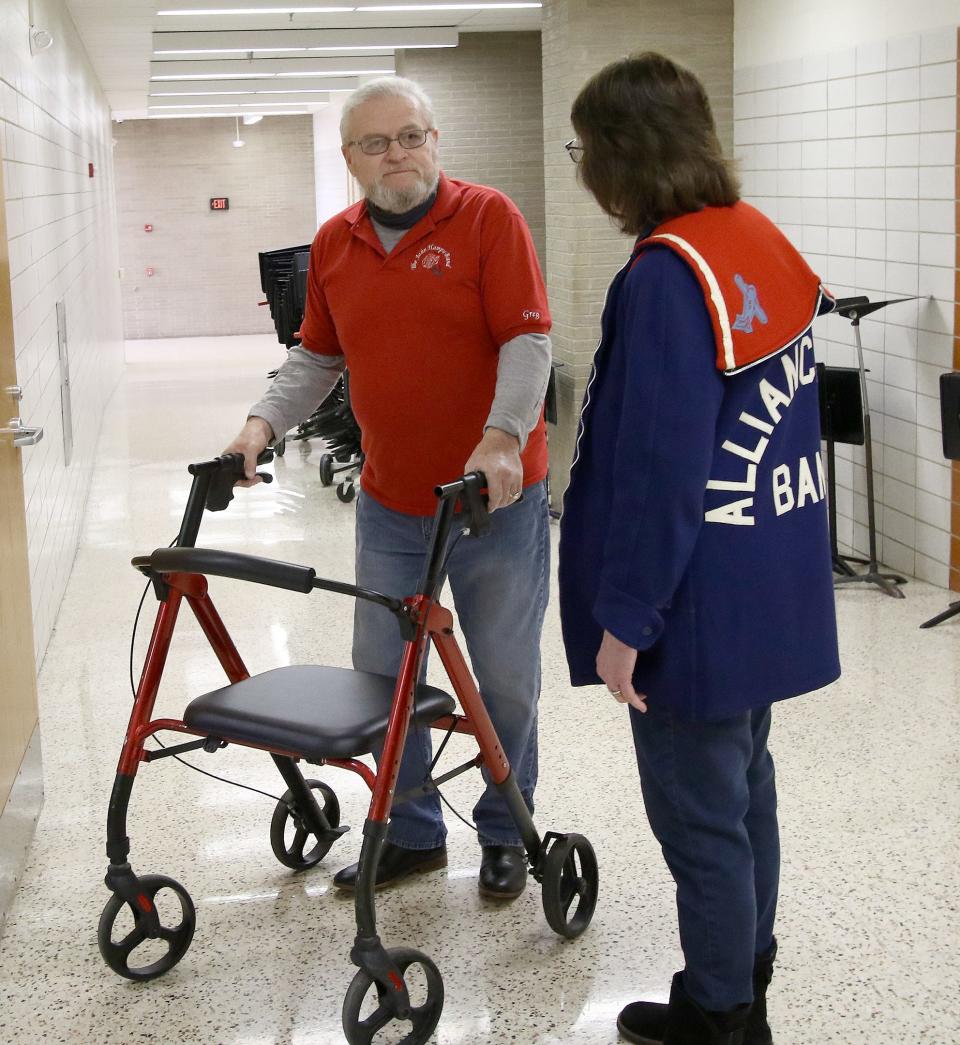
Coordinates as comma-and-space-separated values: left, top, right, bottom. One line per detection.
0, 337, 957, 1044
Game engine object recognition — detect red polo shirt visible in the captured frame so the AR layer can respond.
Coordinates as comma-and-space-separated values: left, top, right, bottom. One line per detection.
298, 173, 552, 515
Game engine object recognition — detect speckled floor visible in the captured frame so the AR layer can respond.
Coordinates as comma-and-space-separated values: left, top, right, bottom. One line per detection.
0, 336, 958, 1044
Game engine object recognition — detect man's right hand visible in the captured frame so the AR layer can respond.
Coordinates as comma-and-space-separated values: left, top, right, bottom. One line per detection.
223, 416, 274, 487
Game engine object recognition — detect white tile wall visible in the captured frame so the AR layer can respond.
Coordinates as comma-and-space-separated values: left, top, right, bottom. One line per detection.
735, 28, 957, 587
1, 0, 124, 666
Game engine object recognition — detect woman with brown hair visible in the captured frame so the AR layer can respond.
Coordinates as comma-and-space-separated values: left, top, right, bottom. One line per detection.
558, 53, 840, 1045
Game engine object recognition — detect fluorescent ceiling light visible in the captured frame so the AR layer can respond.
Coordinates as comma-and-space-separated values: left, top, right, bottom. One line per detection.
309, 43, 450, 49
154, 43, 452, 54
151, 87, 334, 94
153, 26, 457, 54
145, 111, 310, 118
158, 7, 354, 13
151, 89, 245, 94
275, 68, 389, 75
157, 2, 540, 9
150, 100, 322, 108
356, 3, 541, 8
154, 47, 307, 54
152, 72, 271, 78
151, 68, 388, 79
150, 89, 342, 96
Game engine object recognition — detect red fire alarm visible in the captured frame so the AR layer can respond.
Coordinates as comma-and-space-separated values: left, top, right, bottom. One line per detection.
88, 162, 94, 178
146, 267, 155, 277
144, 224, 153, 233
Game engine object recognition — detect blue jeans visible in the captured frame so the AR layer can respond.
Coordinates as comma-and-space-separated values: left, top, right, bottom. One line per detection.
352, 483, 549, 850
630, 703, 780, 1011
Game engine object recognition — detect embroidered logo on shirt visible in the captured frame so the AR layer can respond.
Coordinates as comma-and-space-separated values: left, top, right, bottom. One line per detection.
523, 310, 541, 320
411, 244, 451, 277
731, 274, 768, 333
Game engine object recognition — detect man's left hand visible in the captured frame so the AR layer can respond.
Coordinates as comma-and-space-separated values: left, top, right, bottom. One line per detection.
464, 428, 523, 512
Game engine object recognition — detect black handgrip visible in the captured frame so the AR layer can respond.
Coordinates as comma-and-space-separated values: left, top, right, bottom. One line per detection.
434, 471, 491, 538
189, 449, 275, 512
149, 547, 316, 594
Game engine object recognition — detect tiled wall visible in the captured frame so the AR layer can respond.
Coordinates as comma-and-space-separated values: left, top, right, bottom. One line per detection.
114, 115, 317, 340
397, 32, 546, 266
0, 0, 124, 664
541, 0, 735, 502
734, 28, 958, 586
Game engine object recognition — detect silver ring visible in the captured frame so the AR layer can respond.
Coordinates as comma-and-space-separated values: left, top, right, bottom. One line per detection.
610, 689, 622, 697
509, 489, 522, 500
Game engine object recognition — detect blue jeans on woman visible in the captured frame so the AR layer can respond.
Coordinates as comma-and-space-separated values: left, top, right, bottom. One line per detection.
629, 703, 780, 1011
352, 483, 550, 850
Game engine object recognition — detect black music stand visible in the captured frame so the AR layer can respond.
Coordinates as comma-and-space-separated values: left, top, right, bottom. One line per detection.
826, 295, 917, 598
817, 363, 867, 576
920, 371, 960, 628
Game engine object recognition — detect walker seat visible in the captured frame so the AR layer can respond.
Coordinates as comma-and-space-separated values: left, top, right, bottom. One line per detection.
185, 665, 456, 760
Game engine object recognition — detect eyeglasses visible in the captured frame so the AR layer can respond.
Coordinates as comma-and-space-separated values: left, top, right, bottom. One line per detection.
564, 138, 583, 164
347, 129, 433, 156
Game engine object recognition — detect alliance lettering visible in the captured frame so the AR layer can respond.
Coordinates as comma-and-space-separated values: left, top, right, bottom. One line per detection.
704, 333, 817, 526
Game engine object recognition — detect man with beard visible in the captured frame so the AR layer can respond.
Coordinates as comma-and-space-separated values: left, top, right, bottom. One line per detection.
223, 77, 553, 900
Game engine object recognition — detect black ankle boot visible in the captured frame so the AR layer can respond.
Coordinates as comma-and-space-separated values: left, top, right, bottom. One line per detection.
745, 938, 776, 1045
618, 972, 751, 1045
332, 841, 447, 892
478, 845, 527, 899
662, 974, 750, 1045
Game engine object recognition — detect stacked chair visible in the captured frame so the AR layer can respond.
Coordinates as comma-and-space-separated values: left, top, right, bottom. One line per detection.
258, 245, 364, 501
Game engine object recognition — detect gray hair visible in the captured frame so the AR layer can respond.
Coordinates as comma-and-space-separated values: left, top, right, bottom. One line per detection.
339, 76, 437, 143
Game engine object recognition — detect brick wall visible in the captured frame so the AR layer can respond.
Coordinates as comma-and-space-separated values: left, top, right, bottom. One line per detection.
542, 0, 735, 504
1, 0, 124, 663
397, 32, 546, 265
114, 115, 317, 339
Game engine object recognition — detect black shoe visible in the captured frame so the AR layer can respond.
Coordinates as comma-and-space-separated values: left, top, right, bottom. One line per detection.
332, 841, 447, 893
616, 997, 669, 1045
745, 939, 776, 1045
478, 844, 527, 899
618, 973, 750, 1045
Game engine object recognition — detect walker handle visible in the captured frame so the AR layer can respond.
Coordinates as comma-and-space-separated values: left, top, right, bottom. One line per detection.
190, 449, 275, 513
434, 471, 491, 538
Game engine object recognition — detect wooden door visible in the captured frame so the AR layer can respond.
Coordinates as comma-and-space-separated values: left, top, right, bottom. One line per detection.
0, 142, 39, 812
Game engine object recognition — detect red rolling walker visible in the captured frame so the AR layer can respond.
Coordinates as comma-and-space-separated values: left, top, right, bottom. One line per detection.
98, 451, 599, 1044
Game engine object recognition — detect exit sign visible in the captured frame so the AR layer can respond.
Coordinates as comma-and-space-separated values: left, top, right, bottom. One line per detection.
210, 197, 229, 211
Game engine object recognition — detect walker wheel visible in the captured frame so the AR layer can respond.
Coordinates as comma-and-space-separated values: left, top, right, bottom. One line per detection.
336, 481, 356, 503
270, 779, 341, 870
319, 453, 335, 486
97, 874, 195, 981
342, 947, 444, 1045
540, 833, 599, 939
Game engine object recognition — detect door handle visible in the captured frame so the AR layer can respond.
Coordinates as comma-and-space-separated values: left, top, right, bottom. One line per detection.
1, 417, 44, 447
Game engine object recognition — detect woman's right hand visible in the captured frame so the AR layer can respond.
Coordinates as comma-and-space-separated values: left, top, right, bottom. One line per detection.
597, 629, 647, 713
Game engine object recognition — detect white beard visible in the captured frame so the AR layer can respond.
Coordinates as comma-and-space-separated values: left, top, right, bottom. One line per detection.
366, 171, 439, 213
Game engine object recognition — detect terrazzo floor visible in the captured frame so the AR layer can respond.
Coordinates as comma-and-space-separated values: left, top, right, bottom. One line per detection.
0, 336, 958, 1044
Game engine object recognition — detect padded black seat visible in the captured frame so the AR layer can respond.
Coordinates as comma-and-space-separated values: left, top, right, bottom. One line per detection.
184, 665, 456, 760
